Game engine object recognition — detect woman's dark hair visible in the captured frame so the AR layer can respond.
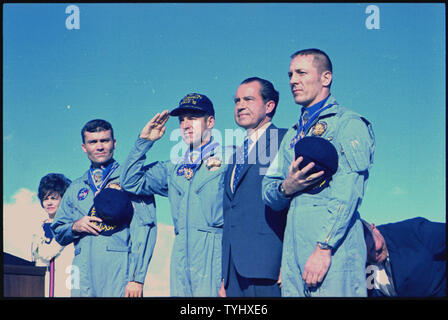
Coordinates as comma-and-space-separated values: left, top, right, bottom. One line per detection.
38, 173, 72, 207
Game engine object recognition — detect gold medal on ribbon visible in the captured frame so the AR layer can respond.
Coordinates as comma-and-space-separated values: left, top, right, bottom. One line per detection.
312, 121, 327, 136
184, 167, 194, 180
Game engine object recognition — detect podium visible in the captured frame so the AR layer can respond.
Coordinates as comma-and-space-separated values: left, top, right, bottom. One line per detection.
3, 253, 47, 297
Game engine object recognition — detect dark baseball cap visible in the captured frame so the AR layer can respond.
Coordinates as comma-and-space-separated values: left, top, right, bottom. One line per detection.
294, 136, 339, 193
170, 93, 215, 117
94, 188, 133, 227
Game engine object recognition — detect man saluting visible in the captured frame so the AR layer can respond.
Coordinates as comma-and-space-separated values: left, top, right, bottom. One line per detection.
120, 93, 227, 297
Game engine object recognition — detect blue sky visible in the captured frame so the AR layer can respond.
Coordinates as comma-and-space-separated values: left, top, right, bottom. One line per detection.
3, 3, 446, 226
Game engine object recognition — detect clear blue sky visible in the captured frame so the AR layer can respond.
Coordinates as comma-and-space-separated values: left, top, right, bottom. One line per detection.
3, 3, 445, 225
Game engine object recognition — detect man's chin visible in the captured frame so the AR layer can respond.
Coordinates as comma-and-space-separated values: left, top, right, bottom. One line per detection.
91, 156, 113, 167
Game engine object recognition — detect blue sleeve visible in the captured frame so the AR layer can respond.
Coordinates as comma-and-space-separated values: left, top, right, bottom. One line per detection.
262, 135, 293, 211
51, 186, 84, 246
127, 196, 158, 284
414, 218, 446, 257
120, 138, 170, 197
317, 118, 375, 248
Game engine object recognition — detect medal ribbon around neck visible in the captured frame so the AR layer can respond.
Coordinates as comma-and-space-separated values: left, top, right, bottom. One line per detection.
88, 160, 119, 194
289, 103, 335, 149
177, 139, 219, 179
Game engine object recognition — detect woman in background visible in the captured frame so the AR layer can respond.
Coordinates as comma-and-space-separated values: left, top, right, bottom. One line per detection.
32, 173, 71, 297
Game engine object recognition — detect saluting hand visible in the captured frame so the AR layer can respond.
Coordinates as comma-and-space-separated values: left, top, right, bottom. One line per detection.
139, 110, 170, 141
281, 156, 325, 196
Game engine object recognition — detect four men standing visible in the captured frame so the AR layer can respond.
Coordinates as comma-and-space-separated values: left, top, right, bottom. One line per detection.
51, 48, 379, 297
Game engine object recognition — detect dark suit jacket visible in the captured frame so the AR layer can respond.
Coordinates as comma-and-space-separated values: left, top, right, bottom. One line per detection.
368, 217, 446, 297
222, 124, 288, 284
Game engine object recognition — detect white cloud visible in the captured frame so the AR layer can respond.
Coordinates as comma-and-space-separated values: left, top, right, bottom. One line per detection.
3, 188, 47, 260
3, 188, 174, 297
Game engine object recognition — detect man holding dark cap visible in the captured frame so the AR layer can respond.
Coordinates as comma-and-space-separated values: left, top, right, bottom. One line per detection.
293, 136, 339, 193
262, 49, 375, 297
120, 93, 228, 297
51, 119, 157, 297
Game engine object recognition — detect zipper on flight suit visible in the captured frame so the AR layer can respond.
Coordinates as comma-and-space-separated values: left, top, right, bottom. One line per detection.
324, 203, 344, 245
185, 173, 194, 295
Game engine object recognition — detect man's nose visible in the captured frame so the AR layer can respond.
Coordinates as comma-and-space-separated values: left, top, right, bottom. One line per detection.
181, 120, 193, 128
236, 101, 247, 111
289, 75, 297, 86
290, 73, 301, 85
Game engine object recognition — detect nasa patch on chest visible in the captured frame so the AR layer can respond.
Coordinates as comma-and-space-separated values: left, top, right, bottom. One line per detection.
77, 187, 89, 201
311, 121, 328, 136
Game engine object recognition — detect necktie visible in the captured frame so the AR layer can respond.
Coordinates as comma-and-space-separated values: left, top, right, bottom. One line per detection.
232, 138, 251, 192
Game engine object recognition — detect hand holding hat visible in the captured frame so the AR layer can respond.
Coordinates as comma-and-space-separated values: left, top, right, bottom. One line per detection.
72, 215, 103, 236
282, 136, 338, 196
282, 156, 325, 197
294, 136, 338, 177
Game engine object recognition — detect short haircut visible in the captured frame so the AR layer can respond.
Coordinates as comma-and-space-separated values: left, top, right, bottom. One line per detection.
81, 119, 114, 143
38, 173, 72, 207
290, 48, 333, 74
240, 77, 280, 118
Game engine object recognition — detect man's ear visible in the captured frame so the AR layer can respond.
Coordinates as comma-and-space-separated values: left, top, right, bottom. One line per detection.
321, 70, 332, 87
206, 115, 215, 129
265, 100, 276, 116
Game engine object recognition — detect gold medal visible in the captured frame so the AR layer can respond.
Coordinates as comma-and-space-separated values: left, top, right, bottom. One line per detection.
184, 167, 194, 180
312, 121, 327, 136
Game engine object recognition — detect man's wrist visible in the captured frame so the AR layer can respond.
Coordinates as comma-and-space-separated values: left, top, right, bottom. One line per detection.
278, 181, 292, 198
316, 242, 332, 250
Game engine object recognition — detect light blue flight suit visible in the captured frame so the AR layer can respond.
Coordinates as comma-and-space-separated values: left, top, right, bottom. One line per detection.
262, 95, 375, 297
51, 165, 157, 297
120, 138, 227, 297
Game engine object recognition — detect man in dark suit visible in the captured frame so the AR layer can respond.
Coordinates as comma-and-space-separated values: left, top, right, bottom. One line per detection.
363, 217, 446, 297
219, 77, 288, 297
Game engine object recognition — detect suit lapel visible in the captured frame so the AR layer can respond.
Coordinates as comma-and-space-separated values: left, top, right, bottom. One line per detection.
224, 151, 236, 199
232, 124, 277, 193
